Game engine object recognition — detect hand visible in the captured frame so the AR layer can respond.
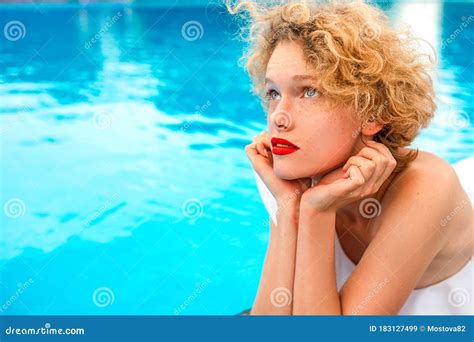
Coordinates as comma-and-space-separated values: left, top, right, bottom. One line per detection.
245, 131, 312, 206
301, 141, 397, 213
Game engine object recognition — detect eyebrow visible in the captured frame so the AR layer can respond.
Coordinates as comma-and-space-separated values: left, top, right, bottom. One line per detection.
264, 74, 318, 85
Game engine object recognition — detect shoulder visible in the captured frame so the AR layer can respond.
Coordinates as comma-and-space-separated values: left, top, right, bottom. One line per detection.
383, 150, 463, 210
372, 149, 470, 242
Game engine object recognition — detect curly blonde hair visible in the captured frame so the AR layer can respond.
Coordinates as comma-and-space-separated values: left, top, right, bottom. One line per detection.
227, 0, 437, 173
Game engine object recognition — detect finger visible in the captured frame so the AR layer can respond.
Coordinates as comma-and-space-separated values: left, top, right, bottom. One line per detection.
347, 165, 365, 186
256, 141, 269, 158
245, 143, 272, 176
361, 143, 397, 188
343, 156, 376, 182
326, 165, 366, 197
367, 141, 397, 173
357, 147, 386, 185
366, 140, 392, 157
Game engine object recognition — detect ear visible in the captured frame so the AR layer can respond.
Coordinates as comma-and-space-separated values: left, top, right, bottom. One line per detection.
361, 121, 383, 136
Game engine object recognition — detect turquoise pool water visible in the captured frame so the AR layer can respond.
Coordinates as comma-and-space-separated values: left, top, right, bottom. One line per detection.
1, 1, 473, 315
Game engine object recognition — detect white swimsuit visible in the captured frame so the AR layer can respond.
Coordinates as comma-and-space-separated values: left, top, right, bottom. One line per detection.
254, 157, 474, 315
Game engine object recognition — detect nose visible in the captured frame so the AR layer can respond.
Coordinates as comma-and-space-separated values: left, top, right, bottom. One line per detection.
269, 108, 295, 132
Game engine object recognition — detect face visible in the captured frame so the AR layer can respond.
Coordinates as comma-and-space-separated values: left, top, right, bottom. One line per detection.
264, 40, 363, 180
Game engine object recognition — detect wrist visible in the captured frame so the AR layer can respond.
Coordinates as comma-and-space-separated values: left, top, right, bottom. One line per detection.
300, 196, 337, 216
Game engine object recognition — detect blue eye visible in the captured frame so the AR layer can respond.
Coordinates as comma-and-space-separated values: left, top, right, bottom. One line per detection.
266, 89, 281, 101
303, 87, 319, 98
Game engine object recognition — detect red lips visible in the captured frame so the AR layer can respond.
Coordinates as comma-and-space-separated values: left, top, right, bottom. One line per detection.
271, 137, 299, 155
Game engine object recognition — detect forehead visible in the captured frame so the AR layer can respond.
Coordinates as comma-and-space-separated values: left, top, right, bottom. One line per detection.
266, 40, 311, 76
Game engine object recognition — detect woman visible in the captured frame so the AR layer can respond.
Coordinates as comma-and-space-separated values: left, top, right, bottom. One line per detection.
228, 1, 473, 315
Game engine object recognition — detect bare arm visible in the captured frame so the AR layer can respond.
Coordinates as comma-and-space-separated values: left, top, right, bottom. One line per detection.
293, 207, 341, 314
251, 201, 299, 315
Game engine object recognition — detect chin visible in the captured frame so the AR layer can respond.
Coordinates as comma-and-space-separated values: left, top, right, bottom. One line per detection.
273, 164, 307, 180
